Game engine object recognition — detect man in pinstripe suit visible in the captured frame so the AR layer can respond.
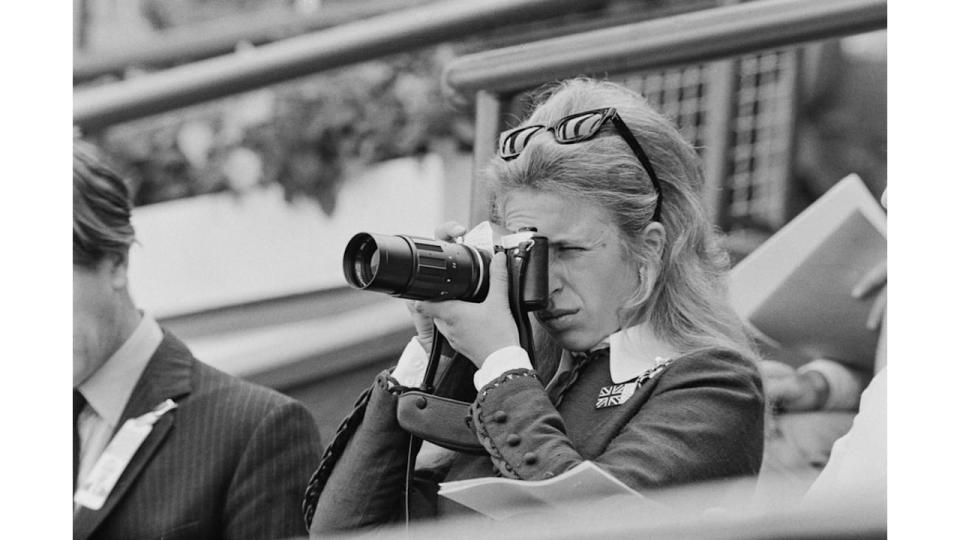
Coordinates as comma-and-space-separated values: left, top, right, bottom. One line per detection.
73, 140, 321, 539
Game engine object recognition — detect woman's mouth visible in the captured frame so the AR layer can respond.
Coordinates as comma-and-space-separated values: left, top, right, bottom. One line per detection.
537, 308, 579, 325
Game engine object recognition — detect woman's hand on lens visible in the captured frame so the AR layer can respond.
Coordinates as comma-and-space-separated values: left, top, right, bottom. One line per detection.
405, 300, 435, 353
404, 222, 468, 353
413, 251, 519, 368
435, 221, 468, 242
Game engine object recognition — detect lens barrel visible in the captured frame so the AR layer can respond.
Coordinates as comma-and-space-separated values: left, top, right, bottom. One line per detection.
343, 233, 491, 302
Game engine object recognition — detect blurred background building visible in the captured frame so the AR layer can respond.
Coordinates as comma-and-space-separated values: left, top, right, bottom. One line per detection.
73, 0, 886, 448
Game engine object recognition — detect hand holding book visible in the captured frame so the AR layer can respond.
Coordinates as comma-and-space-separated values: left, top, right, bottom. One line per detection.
851, 260, 886, 332
728, 174, 887, 371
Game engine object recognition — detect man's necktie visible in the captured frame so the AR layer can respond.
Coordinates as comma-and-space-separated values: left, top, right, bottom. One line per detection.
73, 390, 86, 489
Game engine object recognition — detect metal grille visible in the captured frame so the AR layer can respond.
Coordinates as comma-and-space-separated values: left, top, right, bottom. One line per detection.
617, 49, 799, 232
621, 65, 710, 150
727, 49, 797, 230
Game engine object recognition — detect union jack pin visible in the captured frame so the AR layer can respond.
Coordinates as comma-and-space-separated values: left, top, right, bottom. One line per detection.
595, 358, 675, 409
596, 381, 637, 409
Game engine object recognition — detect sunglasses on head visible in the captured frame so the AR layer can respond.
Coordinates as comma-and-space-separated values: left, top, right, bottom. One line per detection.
497, 107, 663, 222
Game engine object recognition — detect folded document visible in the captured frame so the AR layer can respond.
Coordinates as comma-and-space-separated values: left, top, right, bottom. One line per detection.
438, 461, 647, 520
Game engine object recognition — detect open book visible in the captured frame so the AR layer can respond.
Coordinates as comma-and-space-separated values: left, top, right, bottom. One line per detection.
728, 174, 886, 370
438, 461, 647, 520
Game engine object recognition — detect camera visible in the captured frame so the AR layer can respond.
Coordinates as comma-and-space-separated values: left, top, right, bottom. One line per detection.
342, 224, 549, 311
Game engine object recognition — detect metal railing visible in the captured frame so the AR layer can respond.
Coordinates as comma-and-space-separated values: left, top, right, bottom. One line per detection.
439, 0, 887, 226
73, 0, 608, 131
443, 0, 886, 97
73, 0, 436, 82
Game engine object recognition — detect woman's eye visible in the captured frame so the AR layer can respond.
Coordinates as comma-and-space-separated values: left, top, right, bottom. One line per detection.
559, 246, 586, 252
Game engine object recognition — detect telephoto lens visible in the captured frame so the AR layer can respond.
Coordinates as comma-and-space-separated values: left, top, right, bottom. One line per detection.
343, 233, 491, 302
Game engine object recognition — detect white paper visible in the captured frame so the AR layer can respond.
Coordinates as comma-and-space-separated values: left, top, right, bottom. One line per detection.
438, 461, 648, 520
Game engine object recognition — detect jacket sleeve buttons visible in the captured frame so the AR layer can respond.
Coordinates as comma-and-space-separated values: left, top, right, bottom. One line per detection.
523, 452, 538, 465
506, 434, 521, 447
493, 410, 508, 423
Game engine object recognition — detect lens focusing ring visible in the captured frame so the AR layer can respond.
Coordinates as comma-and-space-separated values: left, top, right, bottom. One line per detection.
464, 243, 486, 300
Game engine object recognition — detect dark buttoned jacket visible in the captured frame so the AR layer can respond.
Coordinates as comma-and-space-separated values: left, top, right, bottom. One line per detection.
74, 330, 322, 540
306, 347, 764, 533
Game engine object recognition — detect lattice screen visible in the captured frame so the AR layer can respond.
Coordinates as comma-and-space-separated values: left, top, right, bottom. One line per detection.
727, 50, 797, 230
618, 49, 799, 233
621, 65, 710, 151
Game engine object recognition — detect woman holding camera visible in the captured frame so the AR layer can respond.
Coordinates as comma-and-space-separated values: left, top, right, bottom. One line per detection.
304, 78, 764, 533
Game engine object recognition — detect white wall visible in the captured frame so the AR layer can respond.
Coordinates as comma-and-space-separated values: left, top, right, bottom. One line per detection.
128, 154, 459, 318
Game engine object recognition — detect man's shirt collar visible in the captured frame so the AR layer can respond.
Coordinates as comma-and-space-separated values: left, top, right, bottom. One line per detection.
78, 314, 163, 427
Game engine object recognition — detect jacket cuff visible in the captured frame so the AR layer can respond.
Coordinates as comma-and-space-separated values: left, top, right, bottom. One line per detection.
473, 346, 533, 390
469, 369, 552, 479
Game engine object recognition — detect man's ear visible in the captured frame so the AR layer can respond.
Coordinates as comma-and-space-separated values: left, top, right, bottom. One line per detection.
106, 254, 129, 290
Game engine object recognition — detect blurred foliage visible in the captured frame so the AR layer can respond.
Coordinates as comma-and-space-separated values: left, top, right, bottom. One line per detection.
96, 46, 473, 212
82, 0, 473, 212
244, 49, 473, 214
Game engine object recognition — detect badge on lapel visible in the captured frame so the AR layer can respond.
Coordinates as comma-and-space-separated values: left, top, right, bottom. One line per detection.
74, 399, 178, 510
595, 357, 674, 409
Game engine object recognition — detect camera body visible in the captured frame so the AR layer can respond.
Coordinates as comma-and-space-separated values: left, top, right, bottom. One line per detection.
343, 224, 549, 311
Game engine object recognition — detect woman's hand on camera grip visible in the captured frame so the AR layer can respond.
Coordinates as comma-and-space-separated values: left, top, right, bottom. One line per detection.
413, 250, 519, 368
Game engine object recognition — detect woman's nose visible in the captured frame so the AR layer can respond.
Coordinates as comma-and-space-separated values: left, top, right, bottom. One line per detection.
547, 261, 564, 296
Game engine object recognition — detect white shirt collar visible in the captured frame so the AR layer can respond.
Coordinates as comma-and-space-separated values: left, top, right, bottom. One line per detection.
78, 314, 163, 427
560, 324, 677, 384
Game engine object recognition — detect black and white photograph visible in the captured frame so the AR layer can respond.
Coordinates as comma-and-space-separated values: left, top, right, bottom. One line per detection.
8, 0, 950, 537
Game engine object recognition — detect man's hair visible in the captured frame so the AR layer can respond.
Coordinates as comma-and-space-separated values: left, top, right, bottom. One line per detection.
73, 140, 136, 268
484, 77, 755, 361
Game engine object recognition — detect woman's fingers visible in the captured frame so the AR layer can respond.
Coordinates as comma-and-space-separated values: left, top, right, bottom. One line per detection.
851, 261, 887, 299
850, 261, 886, 331
412, 299, 447, 323
434, 221, 467, 241
866, 288, 887, 331
486, 252, 510, 297
406, 300, 435, 352
759, 359, 796, 380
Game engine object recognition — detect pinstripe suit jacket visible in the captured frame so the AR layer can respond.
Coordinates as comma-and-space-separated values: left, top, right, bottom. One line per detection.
73, 330, 322, 540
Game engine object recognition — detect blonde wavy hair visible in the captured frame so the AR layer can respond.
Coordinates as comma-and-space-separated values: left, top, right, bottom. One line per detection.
483, 78, 755, 362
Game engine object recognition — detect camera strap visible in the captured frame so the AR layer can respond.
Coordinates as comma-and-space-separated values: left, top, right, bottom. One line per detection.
396, 329, 486, 455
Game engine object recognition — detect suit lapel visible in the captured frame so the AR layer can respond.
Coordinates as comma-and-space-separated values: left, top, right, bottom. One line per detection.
74, 331, 194, 540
